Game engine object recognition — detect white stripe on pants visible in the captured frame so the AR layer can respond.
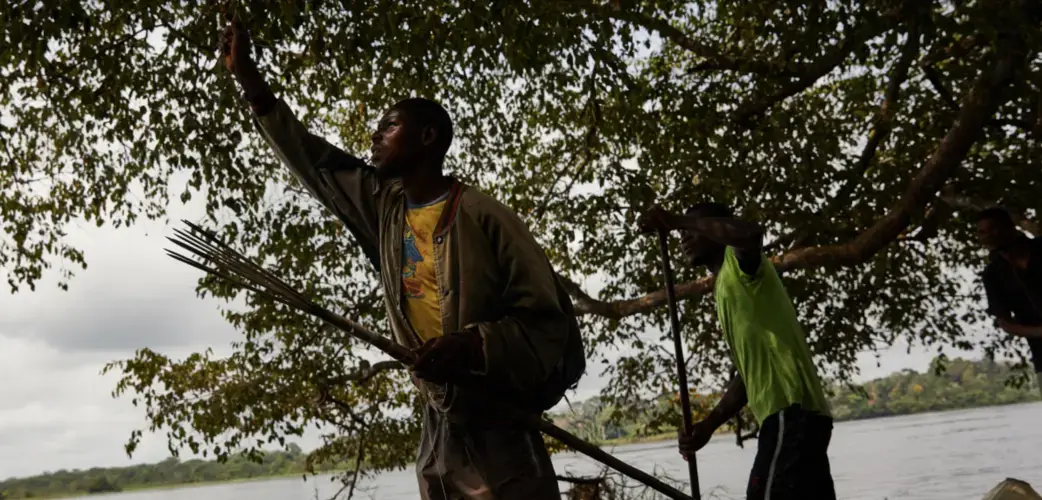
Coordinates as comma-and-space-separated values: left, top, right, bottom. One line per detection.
764, 409, 786, 500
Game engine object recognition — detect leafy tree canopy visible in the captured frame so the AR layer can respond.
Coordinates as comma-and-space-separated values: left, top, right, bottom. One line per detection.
2, 0, 1041, 482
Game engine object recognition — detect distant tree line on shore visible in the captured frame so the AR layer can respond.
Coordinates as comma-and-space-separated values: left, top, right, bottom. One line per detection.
828, 357, 1039, 421
550, 357, 1040, 445
0, 443, 350, 499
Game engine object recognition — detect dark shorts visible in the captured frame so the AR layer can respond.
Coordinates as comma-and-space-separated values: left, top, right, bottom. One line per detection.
747, 405, 836, 500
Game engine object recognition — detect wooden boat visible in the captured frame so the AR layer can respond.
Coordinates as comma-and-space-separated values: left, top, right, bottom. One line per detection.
983, 478, 1042, 500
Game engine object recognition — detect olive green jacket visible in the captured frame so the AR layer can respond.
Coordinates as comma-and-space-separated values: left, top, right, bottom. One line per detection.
254, 99, 573, 415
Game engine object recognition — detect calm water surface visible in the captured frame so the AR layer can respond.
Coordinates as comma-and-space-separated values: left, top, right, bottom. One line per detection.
75, 403, 1042, 499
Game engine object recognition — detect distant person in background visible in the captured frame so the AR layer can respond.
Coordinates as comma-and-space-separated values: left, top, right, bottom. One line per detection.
977, 208, 1042, 394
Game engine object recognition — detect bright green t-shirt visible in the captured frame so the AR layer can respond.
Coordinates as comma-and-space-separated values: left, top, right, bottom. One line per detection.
714, 246, 831, 425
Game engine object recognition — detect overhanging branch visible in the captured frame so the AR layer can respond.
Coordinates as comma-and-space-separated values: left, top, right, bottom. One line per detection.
831, 20, 921, 206
924, 63, 1036, 133
335, 360, 404, 384
558, 1, 786, 75
570, 32, 1028, 319
733, 10, 901, 123
774, 20, 922, 253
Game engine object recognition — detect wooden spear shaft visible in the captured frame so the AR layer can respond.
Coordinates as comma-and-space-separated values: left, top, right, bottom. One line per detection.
657, 229, 702, 499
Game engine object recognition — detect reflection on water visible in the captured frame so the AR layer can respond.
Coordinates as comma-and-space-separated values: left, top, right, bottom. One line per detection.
69, 402, 1042, 500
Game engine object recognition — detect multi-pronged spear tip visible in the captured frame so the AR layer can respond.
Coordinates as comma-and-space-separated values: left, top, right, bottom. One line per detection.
164, 220, 414, 364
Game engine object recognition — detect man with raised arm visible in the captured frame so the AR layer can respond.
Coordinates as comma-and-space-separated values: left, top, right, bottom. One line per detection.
220, 19, 584, 500
640, 203, 835, 500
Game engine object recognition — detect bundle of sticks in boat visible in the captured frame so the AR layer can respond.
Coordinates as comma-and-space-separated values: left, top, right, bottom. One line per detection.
166, 220, 692, 500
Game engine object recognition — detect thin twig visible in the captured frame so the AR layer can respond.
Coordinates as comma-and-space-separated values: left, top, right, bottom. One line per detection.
345, 427, 368, 500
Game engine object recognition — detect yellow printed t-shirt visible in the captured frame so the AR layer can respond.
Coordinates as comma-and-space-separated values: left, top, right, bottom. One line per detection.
401, 194, 448, 342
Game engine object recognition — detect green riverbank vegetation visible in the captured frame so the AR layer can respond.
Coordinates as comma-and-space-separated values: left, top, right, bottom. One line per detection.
0, 444, 353, 499
549, 357, 1040, 446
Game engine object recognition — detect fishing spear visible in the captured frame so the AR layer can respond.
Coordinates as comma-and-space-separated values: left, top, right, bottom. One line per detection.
165, 220, 692, 500
655, 228, 702, 499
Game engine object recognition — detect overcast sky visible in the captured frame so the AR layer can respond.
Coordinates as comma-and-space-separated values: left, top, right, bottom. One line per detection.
0, 178, 994, 480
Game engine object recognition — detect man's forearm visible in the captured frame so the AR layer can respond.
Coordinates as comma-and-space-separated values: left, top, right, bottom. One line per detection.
668, 214, 763, 249
233, 64, 276, 115
703, 375, 748, 430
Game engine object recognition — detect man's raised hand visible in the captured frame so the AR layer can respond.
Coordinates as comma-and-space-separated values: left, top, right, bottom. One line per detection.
677, 420, 714, 461
218, 16, 272, 106
637, 205, 677, 234
219, 18, 255, 77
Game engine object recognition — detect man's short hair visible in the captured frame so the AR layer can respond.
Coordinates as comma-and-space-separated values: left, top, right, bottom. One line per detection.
392, 97, 453, 156
976, 207, 1015, 227
685, 202, 733, 219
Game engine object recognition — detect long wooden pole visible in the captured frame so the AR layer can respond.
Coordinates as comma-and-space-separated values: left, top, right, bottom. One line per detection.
657, 229, 702, 499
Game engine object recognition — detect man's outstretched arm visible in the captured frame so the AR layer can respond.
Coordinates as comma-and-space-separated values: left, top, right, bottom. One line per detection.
221, 19, 383, 267
998, 319, 1042, 338
221, 19, 277, 116
640, 206, 764, 273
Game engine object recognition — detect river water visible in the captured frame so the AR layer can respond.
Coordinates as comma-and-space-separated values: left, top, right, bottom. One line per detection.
74, 403, 1042, 499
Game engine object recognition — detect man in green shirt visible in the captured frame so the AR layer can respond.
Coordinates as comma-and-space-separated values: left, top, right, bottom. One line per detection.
640, 202, 835, 500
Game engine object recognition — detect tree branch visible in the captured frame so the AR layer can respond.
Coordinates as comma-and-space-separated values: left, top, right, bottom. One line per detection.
532, 96, 601, 221
559, 1, 786, 75
556, 271, 602, 309
323, 394, 369, 428
921, 34, 984, 66
337, 360, 405, 384
556, 474, 606, 485
830, 20, 921, 209
94, 28, 147, 54
572, 32, 1028, 319
766, 19, 925, 254
922, 63, 959, 109
345, 427, 367, 500
733, 11, 900, 124
924, 64, 1036, 133
159, 21, 215, 57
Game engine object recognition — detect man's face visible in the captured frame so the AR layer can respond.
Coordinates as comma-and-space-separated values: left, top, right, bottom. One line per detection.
370, 108, 421, 178
977, 219, 1014, 251
680, 208, 725, 266
680, 229, 720, 267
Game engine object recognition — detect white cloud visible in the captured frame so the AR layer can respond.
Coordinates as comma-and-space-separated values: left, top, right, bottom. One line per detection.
0, 331, 168, 478
0, 215, 239, 353
0, 196, 249, 478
